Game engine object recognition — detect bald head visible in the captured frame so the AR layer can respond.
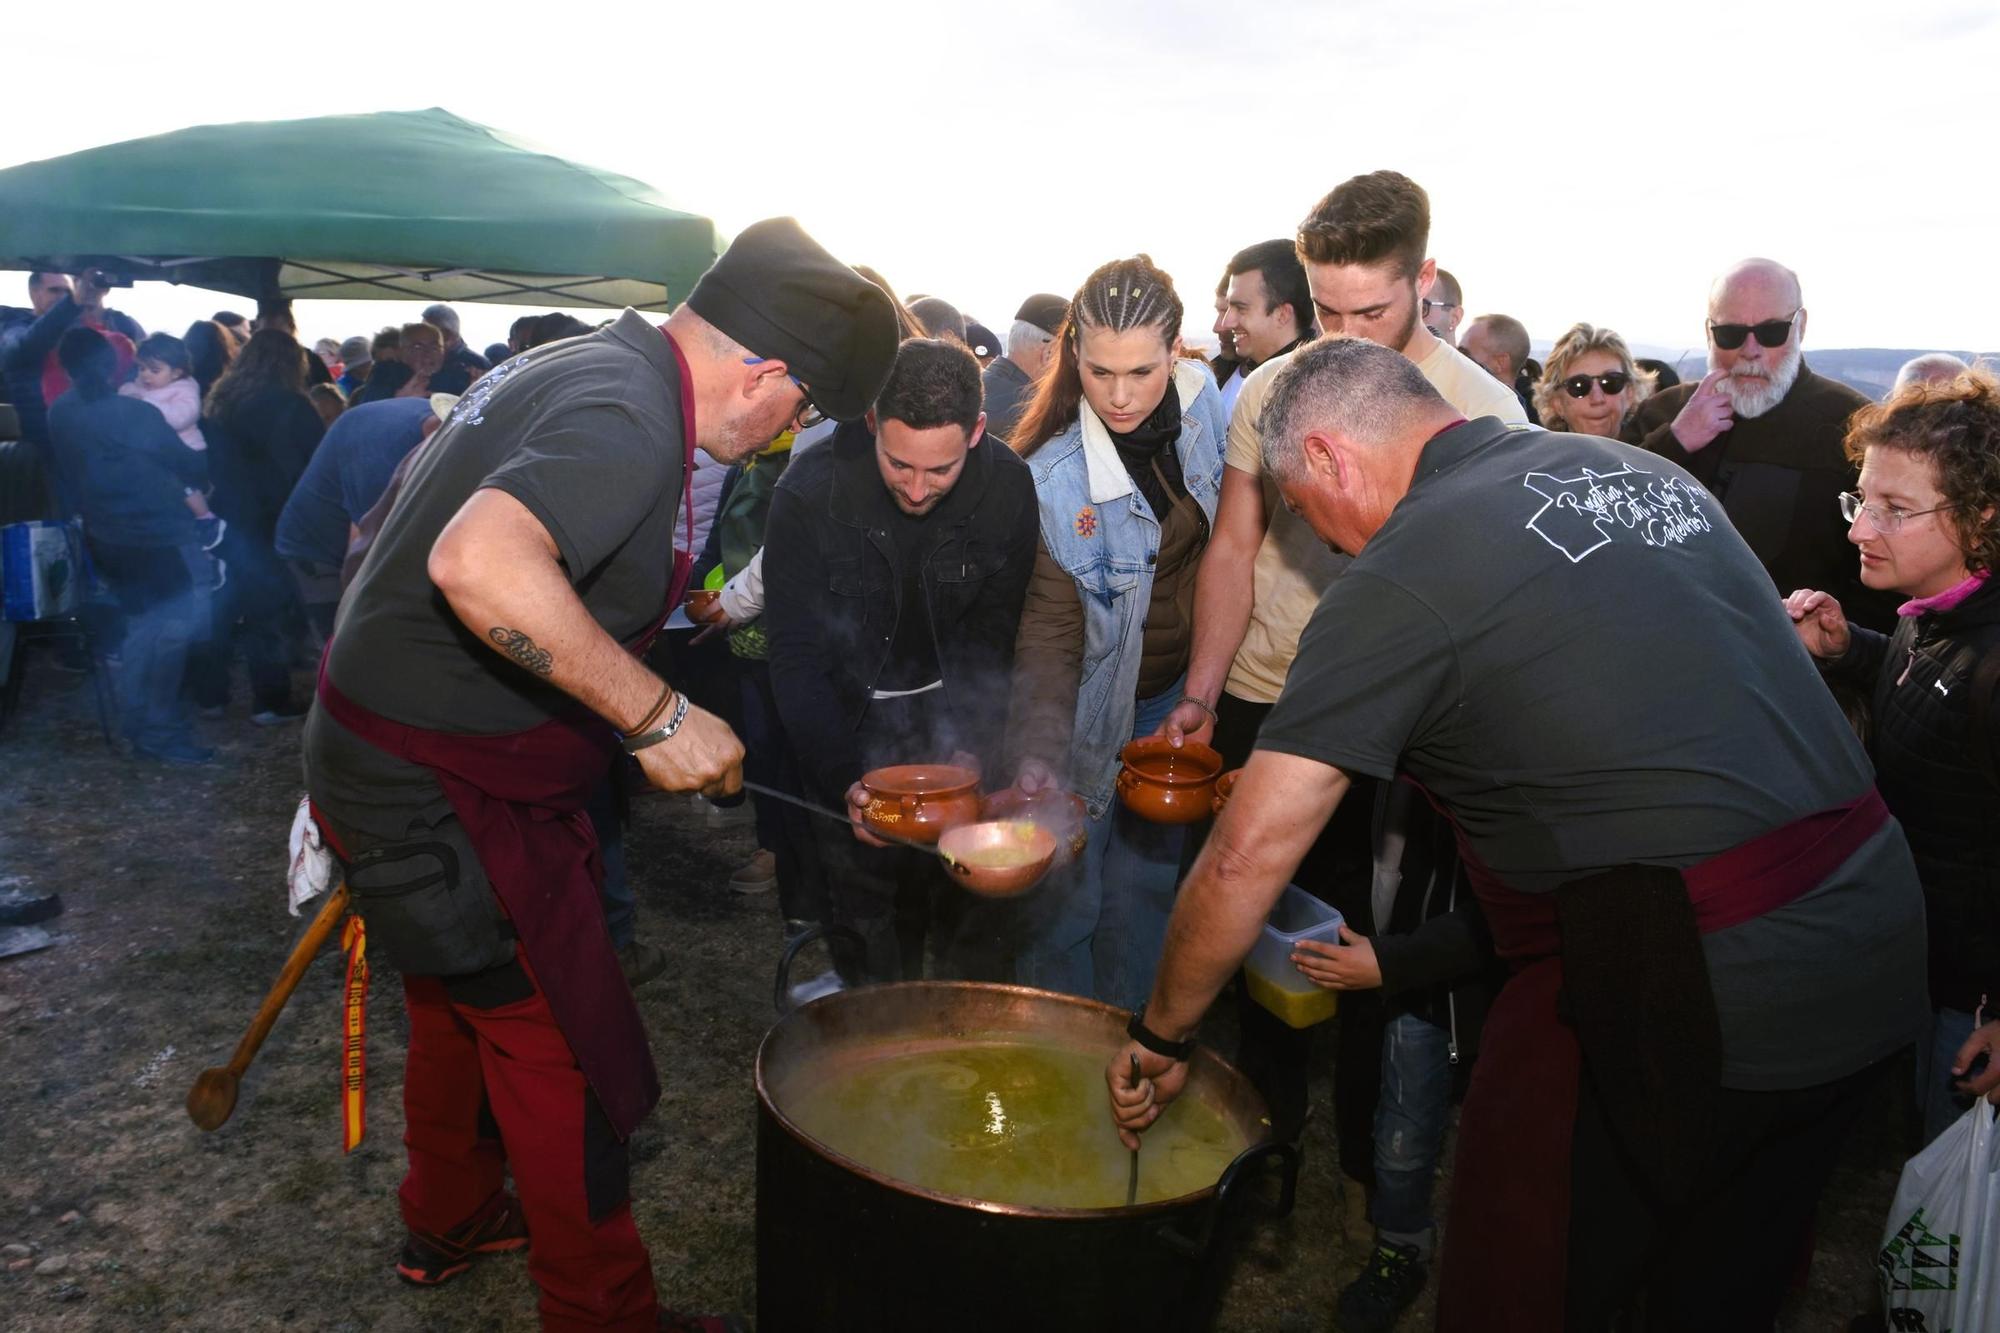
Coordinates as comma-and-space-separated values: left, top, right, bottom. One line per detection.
1895, 353, 1970, 390
1708, 258, 1802, 318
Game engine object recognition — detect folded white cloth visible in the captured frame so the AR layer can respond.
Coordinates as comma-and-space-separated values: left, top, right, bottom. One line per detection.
287, 795, 335, 917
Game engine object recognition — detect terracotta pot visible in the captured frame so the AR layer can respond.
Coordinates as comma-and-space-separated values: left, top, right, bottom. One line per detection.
685, 588, 725, 623
938, 820, 1058, 897
1211, 768, 1241, 817
858, 764, 982, 845
980, 789, 1089, 865
1115, 739, 1223, 825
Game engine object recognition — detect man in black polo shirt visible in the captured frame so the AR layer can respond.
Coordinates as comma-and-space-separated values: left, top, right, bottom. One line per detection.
764, 338, 1039, 984
306, 218, 895, 1333
1109, 337, 1927, 1330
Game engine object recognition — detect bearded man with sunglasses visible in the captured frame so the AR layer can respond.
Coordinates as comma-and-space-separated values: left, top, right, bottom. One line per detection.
1633, 257, 1892, 628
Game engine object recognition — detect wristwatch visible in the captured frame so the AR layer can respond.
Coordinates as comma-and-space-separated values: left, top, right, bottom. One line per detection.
1126, 1004, 1196, 1062
620, 690, 690, 754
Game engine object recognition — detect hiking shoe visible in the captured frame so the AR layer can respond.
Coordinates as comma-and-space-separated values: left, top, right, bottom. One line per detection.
1334, 1240, 1428, 1332
658, 1310, 748, 1333
619, 940, 669, 989
250, 702, 309, 726
728, 849, 777, 894
396, 1192, 528, 1287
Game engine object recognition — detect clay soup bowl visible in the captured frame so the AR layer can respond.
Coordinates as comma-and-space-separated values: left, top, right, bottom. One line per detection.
1211, 768, 1242, 816
938, 820, 1059, 898
980, 788, 1089, 865
685, 588, 725, 623
858, 764, 982, 845
1115, 738, 1223, 825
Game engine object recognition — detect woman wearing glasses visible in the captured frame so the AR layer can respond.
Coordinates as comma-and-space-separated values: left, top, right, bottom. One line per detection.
1785, 368, 2000, 1143
1532, 322, 1654, 441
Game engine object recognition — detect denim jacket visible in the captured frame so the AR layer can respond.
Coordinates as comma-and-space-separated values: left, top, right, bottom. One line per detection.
1025, 361, 1227, 815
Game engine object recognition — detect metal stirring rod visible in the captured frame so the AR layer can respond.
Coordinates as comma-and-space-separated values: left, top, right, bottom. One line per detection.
1126, 1053, 1142, 1206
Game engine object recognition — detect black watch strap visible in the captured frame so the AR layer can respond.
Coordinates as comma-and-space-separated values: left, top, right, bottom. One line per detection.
1126, 1004, 1195, 1062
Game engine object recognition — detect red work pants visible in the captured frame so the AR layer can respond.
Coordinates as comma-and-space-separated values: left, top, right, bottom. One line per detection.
399, 958, 657, 1332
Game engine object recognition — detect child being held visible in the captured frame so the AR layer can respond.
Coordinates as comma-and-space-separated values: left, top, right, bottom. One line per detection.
120, 333, 226, 578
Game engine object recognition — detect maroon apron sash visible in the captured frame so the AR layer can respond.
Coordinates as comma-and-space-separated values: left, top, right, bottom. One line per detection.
315, 666, 661, 1140
1434, 787, 1890, 1332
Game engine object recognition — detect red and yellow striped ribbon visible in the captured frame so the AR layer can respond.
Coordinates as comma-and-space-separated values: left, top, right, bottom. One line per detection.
340, 914, 368, 1152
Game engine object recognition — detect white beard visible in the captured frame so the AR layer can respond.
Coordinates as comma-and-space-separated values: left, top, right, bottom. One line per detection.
1709, 339, 1803, 419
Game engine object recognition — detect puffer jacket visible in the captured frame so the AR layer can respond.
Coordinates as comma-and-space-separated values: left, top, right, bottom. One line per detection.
1824, 574, 2000, 1013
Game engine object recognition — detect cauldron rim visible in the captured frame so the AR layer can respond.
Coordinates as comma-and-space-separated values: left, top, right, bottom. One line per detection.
754, 979, 1272, 1219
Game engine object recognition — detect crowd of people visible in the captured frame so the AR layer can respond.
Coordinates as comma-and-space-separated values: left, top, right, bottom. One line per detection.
3, 166, 1997, 1333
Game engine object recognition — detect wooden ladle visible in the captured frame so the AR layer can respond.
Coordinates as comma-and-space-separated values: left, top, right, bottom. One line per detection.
186, 881, 350, 1131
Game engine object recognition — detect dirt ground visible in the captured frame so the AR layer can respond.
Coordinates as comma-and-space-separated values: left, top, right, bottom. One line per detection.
0, 644, 1903, 1332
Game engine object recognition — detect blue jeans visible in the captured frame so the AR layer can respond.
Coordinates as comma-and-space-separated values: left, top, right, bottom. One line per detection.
1914, 1005, 1980, 1147
1369, 1012, 1455, 1246
116, 548, 207, 751
1016, 680, 1188, 1010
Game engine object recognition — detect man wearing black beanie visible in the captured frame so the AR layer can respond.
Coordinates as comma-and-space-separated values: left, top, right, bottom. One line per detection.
305, 218, 894, 1333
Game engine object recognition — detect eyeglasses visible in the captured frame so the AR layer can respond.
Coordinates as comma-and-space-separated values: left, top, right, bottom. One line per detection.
1838, 491, 1952, 534
743, 356, 824, 429
1562, 371, 1631, 399
1421, 298, 1460, 317
1707, 310, 1800, 351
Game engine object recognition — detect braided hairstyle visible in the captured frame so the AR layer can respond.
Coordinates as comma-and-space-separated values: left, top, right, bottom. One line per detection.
1009, 255, 1184, 455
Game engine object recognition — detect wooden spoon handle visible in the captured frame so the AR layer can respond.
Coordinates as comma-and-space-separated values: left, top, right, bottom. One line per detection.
223, 881, 350, 1077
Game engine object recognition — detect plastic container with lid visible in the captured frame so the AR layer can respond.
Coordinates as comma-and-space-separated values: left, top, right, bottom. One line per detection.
1242, 885, 1344, 1029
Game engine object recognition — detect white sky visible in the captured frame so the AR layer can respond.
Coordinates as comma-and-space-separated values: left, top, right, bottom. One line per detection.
8, 0, 1999, 357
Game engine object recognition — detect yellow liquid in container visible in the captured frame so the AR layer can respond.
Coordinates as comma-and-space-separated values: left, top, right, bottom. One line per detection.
1243, 970, 1338, 1029
782, 1040, 1248, 1209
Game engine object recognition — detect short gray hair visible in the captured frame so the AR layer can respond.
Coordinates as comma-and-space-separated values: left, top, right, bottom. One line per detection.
421, 303, 460, 335
1258, 337, 1444, 483
1895, 352, 1971, 390
1006, 319, 1054, 359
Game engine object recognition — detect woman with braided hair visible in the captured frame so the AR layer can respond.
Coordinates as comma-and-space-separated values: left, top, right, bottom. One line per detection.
1004, 255, 1230, 1008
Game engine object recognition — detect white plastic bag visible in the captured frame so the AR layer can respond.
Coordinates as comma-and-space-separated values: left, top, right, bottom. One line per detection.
1880, 1101, 2000, 1332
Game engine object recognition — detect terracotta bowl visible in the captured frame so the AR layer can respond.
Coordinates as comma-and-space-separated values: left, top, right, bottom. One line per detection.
685, 588, 725, 623
980, 789, 1090, 864
938, 820, 1059, 898
1115, 738, 1223, 825
1212, 768, 1242, 817
859, 764, 982, 845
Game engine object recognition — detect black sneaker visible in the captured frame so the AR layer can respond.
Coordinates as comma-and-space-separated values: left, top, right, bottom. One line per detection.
395, 1192, 528, 1287
619, 940, 669, 989
1334, 1240, 1428, 1333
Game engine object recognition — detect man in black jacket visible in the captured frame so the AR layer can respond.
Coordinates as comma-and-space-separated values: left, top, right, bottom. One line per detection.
764, 338, 1039, 983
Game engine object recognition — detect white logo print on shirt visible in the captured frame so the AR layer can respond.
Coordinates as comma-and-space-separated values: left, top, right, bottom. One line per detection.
1522, 463, 1714, 564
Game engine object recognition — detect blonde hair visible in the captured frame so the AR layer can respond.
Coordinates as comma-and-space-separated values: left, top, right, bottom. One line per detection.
1533, 322, 1654, 433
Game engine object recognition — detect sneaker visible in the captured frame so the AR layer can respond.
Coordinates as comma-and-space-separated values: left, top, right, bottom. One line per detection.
1334, 1240, 1429, 1333
728, 849, 777, 894
657, 1309, 748, 1333
619, 940, 669, 989
209, 554, 227, 592
250, 703, 309, 726
785, 967, 843, 1009
195, 514, 226, 551
132, 739, 216, 766
395, 1192, 528, 1287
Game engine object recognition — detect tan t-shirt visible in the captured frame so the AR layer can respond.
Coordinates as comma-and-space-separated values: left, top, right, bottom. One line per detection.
1222, 336, 1528, 703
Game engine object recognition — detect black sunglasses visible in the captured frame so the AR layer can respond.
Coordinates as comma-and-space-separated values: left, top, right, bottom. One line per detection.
1562, 371, 1630, 399
1707, 310, 1799, 351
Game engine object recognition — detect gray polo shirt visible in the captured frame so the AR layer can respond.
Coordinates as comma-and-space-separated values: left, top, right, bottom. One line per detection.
1258, 419, 1927, 1090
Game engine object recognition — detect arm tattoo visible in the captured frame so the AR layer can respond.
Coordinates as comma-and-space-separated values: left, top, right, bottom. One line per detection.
488, 627, 554, 676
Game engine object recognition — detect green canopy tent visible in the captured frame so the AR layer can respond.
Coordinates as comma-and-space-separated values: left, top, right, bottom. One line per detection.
0, 107, 721, 309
